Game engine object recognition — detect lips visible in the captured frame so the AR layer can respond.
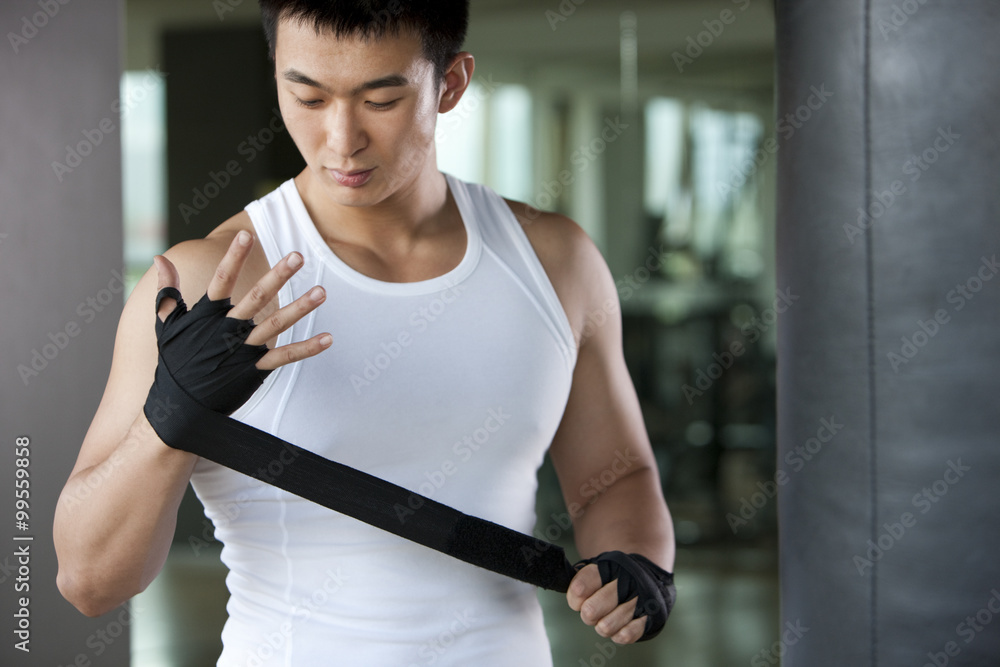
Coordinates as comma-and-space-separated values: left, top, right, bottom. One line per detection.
329, 167, 375, 188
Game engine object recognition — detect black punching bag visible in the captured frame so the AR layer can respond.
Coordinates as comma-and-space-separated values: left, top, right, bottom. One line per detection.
776, 1, 1000, 665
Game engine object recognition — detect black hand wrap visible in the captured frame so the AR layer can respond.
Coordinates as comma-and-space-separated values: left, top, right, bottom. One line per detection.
139, 285, 580, 592
144, 287, 272, 426
575, 551, 676, 641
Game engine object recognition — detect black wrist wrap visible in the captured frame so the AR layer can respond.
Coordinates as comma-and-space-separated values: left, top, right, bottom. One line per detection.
575, 550, 676, 641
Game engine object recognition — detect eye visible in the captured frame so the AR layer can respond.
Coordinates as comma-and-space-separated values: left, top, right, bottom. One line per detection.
367, 99, 399, 110
295, 98, 321, 108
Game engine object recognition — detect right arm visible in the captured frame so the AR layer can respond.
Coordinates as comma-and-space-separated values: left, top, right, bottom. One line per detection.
53, 231, 329, 617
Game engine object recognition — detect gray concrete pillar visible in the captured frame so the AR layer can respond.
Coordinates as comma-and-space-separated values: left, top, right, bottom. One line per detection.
1, 1, 128, 664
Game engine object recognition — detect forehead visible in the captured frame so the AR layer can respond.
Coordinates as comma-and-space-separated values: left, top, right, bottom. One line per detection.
274, 17, 433, 86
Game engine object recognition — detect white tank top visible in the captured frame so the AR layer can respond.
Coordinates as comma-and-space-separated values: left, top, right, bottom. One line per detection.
189, 173, 578, 666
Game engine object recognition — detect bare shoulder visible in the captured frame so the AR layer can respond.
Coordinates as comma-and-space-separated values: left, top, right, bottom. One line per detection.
502, 198, 614, 346
155, 210, 269, 305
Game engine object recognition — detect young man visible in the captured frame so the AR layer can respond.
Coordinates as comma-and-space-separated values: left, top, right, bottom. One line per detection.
53, 1, 674, 663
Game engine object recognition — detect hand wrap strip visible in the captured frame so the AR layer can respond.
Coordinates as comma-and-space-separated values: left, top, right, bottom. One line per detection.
576, 551, 676, 641
143, 288, 578, 592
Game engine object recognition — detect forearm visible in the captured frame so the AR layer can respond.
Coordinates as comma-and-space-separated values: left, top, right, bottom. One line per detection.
53, 412, 197, 616
572, 466, 675, 571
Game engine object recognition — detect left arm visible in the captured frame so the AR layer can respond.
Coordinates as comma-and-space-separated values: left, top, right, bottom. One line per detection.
509, 202, 674, 644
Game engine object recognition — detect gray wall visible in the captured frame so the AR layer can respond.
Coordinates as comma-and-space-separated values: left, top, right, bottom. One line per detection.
1, 1, 130, 665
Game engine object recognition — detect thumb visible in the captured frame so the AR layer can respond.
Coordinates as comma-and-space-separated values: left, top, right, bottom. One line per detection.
566, 563, 603, 612
152, 255, 181, 321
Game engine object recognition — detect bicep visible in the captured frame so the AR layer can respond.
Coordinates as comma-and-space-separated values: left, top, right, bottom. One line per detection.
547, 254, 657, 513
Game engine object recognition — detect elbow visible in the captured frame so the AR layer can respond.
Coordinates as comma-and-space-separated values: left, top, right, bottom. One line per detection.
57, 566, 133, 618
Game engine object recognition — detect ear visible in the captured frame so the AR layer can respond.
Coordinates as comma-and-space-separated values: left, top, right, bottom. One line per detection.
437, 52, 476, 114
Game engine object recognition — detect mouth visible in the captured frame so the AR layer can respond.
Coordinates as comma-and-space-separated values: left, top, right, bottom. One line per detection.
328, 167, 375, 188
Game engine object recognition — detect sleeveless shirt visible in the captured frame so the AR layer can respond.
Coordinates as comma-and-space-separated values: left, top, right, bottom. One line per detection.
189, 173, 577, 666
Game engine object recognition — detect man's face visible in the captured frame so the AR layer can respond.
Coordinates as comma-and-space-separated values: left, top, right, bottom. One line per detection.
274, 18, 444, 207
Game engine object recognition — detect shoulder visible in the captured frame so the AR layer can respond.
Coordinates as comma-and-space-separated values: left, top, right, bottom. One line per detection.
501, 198, 616, 349
155, 210, 270, 306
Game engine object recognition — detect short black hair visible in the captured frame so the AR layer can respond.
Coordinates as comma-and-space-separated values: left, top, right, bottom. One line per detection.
259, 0, 470, 85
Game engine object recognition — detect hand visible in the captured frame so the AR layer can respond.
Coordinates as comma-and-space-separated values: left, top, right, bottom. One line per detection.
153, 229, 332, 373
567, 551, 675, 644
567, 563, 648, 645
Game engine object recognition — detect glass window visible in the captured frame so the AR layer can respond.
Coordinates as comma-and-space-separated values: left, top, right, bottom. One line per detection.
436, 80, 533, 201
121, 69, 168, 297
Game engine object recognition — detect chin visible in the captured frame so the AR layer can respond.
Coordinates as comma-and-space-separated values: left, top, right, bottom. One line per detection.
321, 172, 388, 206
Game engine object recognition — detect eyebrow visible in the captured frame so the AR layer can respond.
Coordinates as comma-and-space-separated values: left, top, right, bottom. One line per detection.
281, 68, 410, 96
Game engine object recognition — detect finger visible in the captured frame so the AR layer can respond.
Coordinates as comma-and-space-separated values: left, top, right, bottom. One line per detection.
153, 255, 180, 321
228, 251, 304, 321
567, 564, 604, 612
206, 230, 254, 302
610, 615, 647, 645
594, 596, 640, 640
245, 285, 326, 347
256, 333, 333, 372
578, 580, 622, 627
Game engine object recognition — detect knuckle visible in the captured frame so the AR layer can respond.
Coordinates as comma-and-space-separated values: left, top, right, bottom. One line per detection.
214, 265, 232, 284
248, 283, 267, 303
266, 312, 284, 332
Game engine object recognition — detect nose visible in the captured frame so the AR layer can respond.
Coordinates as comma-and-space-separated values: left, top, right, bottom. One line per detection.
324, 103, 368, 160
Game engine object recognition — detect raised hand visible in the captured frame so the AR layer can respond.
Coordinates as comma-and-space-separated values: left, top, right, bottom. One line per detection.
148, 230, 331, 416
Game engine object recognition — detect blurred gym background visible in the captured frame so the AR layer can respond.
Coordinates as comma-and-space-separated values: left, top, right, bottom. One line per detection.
120, 0, 779, 664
